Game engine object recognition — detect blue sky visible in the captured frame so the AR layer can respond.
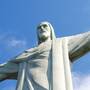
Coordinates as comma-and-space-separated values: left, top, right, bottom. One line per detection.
0, 0, 90, 90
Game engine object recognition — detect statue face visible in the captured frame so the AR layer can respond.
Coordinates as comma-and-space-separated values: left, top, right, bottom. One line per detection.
37, 23, 51, 41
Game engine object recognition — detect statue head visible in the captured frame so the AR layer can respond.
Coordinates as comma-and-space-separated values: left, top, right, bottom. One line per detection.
37, 21, 56, 44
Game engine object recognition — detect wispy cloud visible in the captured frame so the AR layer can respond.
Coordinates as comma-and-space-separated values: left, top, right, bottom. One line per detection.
0, 33, 28, 61
0, 33, 27, 49
7, 38, 27, 48
72, 72, 90, 90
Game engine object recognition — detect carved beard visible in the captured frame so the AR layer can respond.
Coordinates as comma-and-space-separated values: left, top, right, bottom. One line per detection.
39, 34, 50, 43
37, 29, 51, 43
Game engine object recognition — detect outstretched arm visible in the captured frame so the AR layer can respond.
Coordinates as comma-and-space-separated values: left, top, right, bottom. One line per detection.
0, 46, 38, 82
0, 62, 18, 82
68, 31, 90, 62
10, 47, 38, 63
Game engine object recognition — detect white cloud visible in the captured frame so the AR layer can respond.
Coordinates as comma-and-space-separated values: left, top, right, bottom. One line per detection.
72, 72, 90, 90
7, 38, 27, 48
0, 33, 27, 49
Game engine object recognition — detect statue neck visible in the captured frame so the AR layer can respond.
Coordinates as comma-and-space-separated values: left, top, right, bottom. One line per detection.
39, 37, 51, 44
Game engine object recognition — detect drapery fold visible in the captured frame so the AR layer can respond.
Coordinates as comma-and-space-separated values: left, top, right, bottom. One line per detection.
16, 37, 73, 90
52, 37, 73, 90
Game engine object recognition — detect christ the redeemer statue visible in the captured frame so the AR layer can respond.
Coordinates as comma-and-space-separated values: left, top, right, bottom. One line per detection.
0, 21, 90, 90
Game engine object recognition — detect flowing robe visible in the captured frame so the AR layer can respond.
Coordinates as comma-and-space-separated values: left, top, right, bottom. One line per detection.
16, 39, 52, 90
0, 31, 90, 90
15, 37, 73, 90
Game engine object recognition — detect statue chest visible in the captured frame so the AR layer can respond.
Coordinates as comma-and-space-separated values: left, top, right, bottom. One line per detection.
27, 41, 52, 71
23, 41, 52, 89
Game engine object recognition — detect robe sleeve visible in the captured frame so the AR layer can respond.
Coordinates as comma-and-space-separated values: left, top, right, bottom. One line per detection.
0, 62, 18, 81
68, 31, 90, 62
11, 47, 38, 63
0, 47, 37, 81
0, 47, 38, 81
